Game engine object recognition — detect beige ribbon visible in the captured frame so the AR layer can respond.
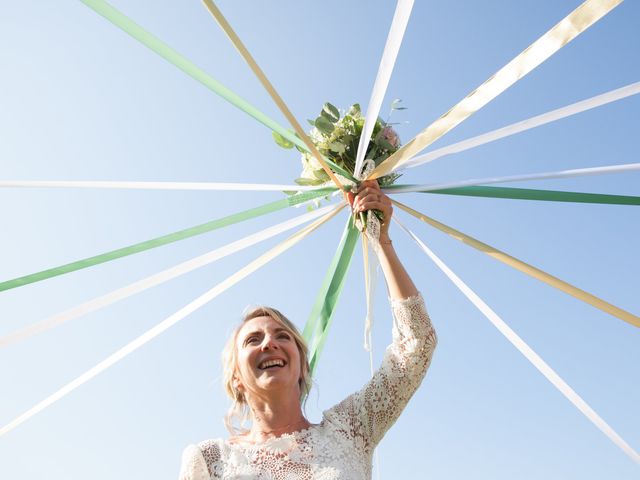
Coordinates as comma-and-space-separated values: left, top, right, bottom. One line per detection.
201, 0, 346, 193
392, 200, 640, 328
369, 0, 622, 179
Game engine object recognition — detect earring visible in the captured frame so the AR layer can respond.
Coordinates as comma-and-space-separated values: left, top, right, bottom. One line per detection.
233, 376, 243, 394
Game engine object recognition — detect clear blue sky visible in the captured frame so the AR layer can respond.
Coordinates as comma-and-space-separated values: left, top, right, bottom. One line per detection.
1, 1, 639, 478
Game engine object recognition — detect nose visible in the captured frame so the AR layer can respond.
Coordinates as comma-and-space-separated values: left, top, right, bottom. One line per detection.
260, 334, 279, 351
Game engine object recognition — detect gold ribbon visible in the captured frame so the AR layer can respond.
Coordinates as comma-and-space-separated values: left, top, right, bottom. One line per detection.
393, 200, 640, 328
201, 0, 347, 193
369, 0, 622, 179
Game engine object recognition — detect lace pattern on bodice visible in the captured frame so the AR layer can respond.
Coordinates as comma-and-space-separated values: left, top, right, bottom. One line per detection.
179, 294, 436, 480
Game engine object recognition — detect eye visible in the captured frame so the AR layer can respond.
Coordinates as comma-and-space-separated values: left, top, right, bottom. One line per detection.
278, 332, 291, 340
244, 336, 259, 346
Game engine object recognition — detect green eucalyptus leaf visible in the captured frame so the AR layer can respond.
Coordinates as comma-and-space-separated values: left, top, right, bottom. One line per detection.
315, 115, 334, 135
323, 102, 340, 122
320, 110, 333, 123
329, 142, 346, 154
272, 130, 295, 149
307, 118, 316, 127
293, 132, 307, 153
376, 137, 396, 151
313, 168, 330, 181
295, 177, 324, 186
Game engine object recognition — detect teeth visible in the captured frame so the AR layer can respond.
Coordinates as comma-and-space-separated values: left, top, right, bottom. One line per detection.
259, 359, 285, 369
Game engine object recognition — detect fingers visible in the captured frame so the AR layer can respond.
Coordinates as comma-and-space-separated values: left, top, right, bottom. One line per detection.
349, 179, 394, 227
353, 181, 383, 204
354, 198, 386, 212
350, 179, 393, 236
355, 179, 381, 194
346, 191, 356, 207
352, 186, 393, 220
353, 189, 384, 209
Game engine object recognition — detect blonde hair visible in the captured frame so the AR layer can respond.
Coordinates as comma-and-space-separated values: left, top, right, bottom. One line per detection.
222, 306, 311, 434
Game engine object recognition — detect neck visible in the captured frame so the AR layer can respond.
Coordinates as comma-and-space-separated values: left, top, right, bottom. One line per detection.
246, 391, 310, 441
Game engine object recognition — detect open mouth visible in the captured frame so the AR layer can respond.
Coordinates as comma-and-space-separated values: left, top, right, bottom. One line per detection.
258, 359, 286, 370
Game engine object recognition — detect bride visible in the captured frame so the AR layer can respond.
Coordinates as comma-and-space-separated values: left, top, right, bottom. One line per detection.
180, 180, 437, 479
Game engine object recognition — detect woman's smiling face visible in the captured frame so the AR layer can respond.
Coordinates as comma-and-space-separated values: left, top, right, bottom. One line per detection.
234, 315, 303, 398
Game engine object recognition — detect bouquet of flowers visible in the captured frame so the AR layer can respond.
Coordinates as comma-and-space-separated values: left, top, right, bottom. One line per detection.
272, 101, 404, 188
273, 101, 405, 233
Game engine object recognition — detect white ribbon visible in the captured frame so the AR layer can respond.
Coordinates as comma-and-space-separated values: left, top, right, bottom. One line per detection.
0, 180, 323, 191
0, 203, 343, 437
0, 204, 340, 348
361, 235, 381, 480
361, 236, 380, 352
395, 218, 640, 465
403, 82, 640, 169
383, 162, 640, 194
354, 0, 414, 179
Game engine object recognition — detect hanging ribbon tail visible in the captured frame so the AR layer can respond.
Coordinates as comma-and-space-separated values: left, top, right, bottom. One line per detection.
0, 204, 343, 438
362, 236, 372, 351
392, 199, 640, 328
388, 185, 640, 206
78, 0, 353, 182
361, 236, 381, 353
303, 219, 360, 375
368, 0, 622, 179
395, 218, 640, 465
0, 188, 333, 293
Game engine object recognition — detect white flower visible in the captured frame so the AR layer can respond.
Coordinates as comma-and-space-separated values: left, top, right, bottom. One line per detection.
309, 127, 324, 143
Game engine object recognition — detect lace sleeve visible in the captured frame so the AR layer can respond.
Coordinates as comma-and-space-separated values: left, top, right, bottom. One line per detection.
179, 444, 213, 480
324, 293, 437, 450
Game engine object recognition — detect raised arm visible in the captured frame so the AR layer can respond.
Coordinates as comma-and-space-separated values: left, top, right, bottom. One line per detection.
351, 180, 417, 299
325, 181, 436, 449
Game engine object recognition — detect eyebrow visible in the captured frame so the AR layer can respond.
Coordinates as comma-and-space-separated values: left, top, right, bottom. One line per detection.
242, 327, 289, 340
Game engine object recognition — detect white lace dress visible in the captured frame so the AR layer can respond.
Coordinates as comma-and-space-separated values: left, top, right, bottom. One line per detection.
179, 294, 437, 480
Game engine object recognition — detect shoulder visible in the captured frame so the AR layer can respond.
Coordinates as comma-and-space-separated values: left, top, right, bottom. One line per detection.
180, 443, 211, 480
180, 440, 223, 480
197, 439, 223, 465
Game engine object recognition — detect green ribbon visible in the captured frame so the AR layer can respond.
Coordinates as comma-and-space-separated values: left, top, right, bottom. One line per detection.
0, 189, 334, 292
386, 185, 640, 205
78, 0, 354, 182
303, 219, 359, 374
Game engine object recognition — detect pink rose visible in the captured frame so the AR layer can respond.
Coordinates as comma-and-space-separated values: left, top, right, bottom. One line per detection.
382, 126, 400, 148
